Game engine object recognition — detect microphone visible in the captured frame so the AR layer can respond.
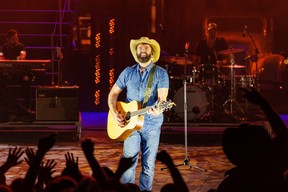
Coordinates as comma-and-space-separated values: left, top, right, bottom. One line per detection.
242, 25, 248, 37
242, 55, 259, 62
159, 23, 165, 34
242, 55, 251, 62
185, 42, 190, 53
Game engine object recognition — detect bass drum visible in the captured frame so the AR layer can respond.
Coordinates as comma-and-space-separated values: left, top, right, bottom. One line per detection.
173, 85, 208, 121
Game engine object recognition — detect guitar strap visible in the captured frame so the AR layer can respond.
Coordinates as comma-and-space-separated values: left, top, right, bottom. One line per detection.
142, 64, 157, 108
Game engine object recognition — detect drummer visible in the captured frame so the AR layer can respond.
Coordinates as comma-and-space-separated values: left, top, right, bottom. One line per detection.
194, 22, 229, 66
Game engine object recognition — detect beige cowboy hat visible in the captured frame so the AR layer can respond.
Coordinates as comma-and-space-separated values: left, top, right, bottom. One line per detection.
130, 37, 161, 63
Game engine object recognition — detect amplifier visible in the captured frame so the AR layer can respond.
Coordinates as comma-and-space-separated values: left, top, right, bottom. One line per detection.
36, 86, 79, 121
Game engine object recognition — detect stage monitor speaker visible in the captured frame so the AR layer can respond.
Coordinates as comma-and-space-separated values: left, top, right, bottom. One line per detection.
36, 86, 79, 121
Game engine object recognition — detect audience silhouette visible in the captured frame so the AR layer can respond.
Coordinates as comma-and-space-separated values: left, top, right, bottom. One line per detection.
217, 88, 288, 192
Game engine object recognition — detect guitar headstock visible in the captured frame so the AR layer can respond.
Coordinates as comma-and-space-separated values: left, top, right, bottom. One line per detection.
159, 100, 176, 111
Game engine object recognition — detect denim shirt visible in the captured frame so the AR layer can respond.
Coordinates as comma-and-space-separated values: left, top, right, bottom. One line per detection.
115, 63, 169, 123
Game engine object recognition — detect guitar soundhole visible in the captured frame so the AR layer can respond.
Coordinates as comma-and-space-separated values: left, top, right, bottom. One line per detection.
125, 112, 131, 121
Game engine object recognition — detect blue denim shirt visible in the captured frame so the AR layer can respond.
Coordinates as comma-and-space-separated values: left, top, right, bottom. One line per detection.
115, 63, 169, 123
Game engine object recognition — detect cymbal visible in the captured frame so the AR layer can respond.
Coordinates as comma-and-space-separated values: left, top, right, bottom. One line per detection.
161, 56, 193, 65
218, 48, 244, 55
216, 59, 229, 66
221, 64, 246, 69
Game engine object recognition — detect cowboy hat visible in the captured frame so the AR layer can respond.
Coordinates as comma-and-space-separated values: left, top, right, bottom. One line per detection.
130, 37, 160, 63
207, 22, 217, 31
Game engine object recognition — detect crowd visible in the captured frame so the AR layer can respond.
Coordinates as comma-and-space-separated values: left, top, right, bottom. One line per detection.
0, 135, 189, 192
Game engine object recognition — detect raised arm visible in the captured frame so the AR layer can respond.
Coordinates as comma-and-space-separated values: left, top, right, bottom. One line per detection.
81, 139, 111, 190
35, 159, 57, 192
61, 152, 83, 183
114, 156, 134, 181
22, 134, 56, 192
241, 88, 288, 142
0, 147, 24, 184
157, 150, 189, 192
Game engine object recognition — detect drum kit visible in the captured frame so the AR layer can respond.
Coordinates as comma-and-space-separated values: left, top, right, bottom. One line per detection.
162, 48, 256, 122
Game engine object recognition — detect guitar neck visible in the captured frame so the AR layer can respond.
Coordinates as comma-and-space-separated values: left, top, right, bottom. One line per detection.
130, 106, 153, 117
127, 100, 174, 119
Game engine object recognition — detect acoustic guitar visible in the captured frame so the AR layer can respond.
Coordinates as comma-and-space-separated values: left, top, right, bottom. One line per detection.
107, 100, 175, 141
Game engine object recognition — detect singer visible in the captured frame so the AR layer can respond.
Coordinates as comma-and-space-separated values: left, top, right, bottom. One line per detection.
108, 37, 169, 191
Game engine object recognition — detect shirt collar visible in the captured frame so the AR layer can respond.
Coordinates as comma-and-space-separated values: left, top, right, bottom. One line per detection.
137, 62, 154, 73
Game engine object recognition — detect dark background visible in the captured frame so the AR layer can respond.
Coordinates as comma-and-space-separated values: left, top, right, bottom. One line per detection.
1, 0, 288, 112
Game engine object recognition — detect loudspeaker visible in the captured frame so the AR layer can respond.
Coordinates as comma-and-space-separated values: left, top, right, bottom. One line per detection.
36, 86, 79, 121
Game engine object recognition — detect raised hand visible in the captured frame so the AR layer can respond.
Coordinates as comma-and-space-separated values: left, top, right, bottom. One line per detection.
62, 152, 82, 182
0, 147, 24, 184
0, 147, 24, 174
65, 152, 79, 167
240, 87, 266, 106
24, 147, 36, 166
157, 150, 173, 165
37, 133, 56, 155
5, 147, 24, 168
38, 159, 57, 185
23, 134, 56, 192
81, 139, 94, 156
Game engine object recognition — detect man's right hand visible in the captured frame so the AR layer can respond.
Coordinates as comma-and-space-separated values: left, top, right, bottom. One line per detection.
113, 111, 125, 127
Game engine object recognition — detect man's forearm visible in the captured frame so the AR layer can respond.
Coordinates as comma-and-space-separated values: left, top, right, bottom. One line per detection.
108, 94, 118, 114
260, 99, 287, 138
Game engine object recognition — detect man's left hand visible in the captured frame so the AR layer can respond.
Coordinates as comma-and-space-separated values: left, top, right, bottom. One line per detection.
147, 104, 163, 116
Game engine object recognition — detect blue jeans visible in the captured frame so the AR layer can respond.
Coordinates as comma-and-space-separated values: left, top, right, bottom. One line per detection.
122, 116, 162, 191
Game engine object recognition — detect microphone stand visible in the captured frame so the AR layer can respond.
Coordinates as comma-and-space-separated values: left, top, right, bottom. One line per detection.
50, 32, 55, 85
246, 29, 260, 90
161, 42, 206, 172
56, 47, 63, 85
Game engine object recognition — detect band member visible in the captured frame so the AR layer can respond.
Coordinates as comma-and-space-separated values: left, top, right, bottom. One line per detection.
108, 37, 169, 191
1, 29, 31, 110
1, 29, 26, 60
195, 22, 229, 65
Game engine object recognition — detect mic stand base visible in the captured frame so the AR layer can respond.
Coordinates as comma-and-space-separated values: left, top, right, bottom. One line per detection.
161, 158, 207, 172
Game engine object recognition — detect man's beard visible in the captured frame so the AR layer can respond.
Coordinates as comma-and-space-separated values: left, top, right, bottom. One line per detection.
137, 52, 152, 63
